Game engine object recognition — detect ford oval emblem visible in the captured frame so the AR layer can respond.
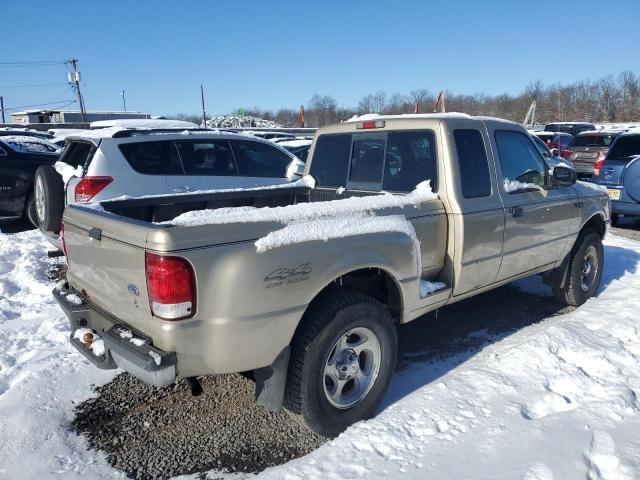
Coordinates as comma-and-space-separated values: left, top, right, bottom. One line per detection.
127, 284, 140, 296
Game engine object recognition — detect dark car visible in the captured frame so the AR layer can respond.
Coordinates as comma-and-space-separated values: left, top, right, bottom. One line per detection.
544, 122, 595, 136
0, 128, 53, 140
277, 139, 312, 162
563, 131, 623, 179
593, 132, 640, 223
0, 136, 60, 226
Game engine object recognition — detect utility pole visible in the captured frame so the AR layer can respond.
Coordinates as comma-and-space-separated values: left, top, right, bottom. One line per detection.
67, 58, 86, 122
121, 90, 127, 112
0, 96, 5, 123
200, 84, 207, 127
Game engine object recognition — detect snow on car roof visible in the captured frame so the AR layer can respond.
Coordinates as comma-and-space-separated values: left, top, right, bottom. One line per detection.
276, 139, 313, 148
0, 135, 60, 153
90, 119, 199, 129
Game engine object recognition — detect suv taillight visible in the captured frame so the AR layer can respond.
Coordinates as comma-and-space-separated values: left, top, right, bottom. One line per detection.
560, 148, 573, 158
145, 252, 195, 320
594, 159, 605, 176
74, 176, 113, 202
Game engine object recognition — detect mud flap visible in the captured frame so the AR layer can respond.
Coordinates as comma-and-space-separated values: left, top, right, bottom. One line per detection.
551, 254, 571, 289
254, 346, 290, 412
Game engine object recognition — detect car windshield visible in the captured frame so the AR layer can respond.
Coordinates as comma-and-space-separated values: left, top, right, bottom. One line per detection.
570, 135, 616, 148
607, 135, 640, 160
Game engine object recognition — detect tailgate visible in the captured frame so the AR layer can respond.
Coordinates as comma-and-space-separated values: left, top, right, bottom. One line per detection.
63, 205, 154, 333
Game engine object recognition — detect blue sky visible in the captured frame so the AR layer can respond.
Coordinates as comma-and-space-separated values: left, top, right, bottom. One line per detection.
2, 0, 639, 117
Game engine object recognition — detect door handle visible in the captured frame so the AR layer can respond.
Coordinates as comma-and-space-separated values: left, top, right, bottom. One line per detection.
510, 206, 524, 217
173, 186, 191, 193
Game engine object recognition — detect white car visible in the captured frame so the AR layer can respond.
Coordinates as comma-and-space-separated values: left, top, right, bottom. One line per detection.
34, 127, 304, 237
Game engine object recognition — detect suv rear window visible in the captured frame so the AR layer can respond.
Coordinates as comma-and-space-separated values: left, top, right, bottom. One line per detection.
232, 140, 290, 177
607, 135, 640, 160
119, 141, 177, 175
570, 134, 616, 148
61, 141, 93, 168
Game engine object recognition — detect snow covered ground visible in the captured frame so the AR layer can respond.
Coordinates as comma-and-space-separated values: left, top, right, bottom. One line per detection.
1, 228, 639, 479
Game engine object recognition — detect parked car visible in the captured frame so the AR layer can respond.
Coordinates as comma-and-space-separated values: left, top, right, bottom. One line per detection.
593, 131, 640, 223
562, 130, 623, 179
0, 136, 60, 226
245, 131, 297, 140
276, 138, 313, 162
34, 128, 303, 237
544, 122, 595, 136
55, 113, 608, 437
533, 131, 574, 152
0, 127, 54, 140
530, 134, 574, 169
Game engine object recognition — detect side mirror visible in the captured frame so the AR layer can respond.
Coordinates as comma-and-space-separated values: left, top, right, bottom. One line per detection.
550, 148, 560, 157
552, 165, 577, 186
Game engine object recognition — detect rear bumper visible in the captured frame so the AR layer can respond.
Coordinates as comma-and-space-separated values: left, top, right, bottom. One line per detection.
611, 200, 640, 216
54, 284, 177, 386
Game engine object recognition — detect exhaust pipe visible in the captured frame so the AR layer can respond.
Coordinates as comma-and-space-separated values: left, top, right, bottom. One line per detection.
185, 377, 203, 396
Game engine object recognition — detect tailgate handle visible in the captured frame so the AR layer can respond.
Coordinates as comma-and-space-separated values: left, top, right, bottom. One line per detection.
88, 227, 102, 241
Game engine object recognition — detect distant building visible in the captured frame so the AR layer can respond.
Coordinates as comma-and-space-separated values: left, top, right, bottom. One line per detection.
11, 110, 151, 124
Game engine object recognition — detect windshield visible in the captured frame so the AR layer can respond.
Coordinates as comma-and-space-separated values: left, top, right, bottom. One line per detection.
570, 135, 616, 148
607, 136, 640, 160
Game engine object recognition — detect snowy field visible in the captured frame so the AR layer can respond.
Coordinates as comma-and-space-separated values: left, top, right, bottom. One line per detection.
1, 229, 639, 479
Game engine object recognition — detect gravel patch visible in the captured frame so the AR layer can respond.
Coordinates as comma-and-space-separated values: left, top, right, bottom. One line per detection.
72, 373, 325, 480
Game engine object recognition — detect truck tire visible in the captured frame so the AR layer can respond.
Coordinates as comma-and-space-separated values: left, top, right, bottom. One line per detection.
34, 165, 65, 234
552, 232, 603, 307
24, 193, 39, 228
285, 291, 397, 437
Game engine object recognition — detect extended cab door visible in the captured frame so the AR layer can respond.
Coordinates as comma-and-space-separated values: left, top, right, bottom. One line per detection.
443, 121, 505, 295
487, 126, 577, 281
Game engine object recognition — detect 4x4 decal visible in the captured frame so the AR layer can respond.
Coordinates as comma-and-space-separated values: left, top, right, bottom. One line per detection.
264, 263, 312, 288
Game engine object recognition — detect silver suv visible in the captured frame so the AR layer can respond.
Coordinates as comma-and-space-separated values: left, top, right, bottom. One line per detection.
35, 128, 303, 235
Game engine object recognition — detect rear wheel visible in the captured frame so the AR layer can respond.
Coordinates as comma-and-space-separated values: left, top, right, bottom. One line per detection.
34, 165, 65, 234
285, 291, 397, 437
552, 232, 603, 306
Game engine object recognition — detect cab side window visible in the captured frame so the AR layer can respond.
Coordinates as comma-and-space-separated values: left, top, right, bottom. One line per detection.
495, 130, 546, 193
454, 129, 491, 198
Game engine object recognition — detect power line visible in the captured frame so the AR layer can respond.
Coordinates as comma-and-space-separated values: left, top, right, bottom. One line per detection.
3, 99, 76, 112
0, 82, 69, 89
0, 60, 67, 68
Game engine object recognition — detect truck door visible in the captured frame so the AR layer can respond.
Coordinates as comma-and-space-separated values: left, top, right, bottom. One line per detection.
446, 124, 505, 295
488, 128, 577, 281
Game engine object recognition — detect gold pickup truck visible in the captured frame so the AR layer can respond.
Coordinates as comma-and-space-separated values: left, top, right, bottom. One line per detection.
54, 114, 610, 436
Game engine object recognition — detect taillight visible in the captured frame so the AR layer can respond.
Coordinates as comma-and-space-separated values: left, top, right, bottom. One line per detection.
75, 176, 113, 202
548, 142, 558, 149
60, 223, 68, 258
594, 159, 605, 176
560, 149, 572, 158
145, 252, 195, 320
357, 120, 385, 129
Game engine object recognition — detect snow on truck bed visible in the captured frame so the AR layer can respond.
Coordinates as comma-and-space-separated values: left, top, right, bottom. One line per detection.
1, 229, 640, 479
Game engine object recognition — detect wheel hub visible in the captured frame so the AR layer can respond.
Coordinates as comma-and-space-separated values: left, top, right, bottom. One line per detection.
335, 349, 360, 379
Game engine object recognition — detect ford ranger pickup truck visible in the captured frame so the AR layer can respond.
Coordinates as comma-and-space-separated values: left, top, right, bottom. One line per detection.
54, 113, 610, 436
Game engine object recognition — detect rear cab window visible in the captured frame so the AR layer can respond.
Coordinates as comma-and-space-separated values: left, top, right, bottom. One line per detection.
310, 130, 438, 192
454, 129, 491, 198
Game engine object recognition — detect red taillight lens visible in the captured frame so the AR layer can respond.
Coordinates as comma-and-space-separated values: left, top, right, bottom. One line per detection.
594, 159, 605, 177
547, 142, 558, 149
357, 120, 385, 129
560, 149, 572, 158
74, 176, 113, 202
145, 252, 195, 320
60, 223, 68, 258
